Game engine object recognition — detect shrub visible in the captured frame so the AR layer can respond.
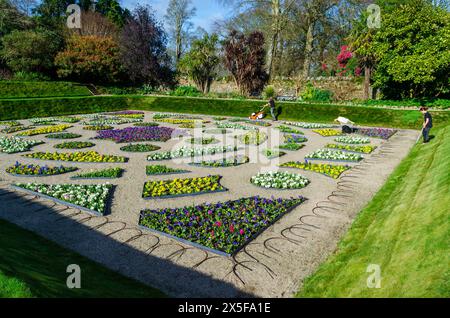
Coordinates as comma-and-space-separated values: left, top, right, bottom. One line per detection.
263, 85, 276, 99
300, 82, 333, 103
170, 86, 202, 97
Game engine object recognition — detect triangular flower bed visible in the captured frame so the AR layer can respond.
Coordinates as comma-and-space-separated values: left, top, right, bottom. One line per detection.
12, 183, 114, 216
139, 196, 307, 256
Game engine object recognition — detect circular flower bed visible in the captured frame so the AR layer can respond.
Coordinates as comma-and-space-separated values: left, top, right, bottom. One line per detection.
54, 141, 95, 149
23, 151, 127, 163
305, 149, 363, 162
120, 143, 161, 152
0, 136, 43, 154
334, 136, 370, 144
280, 161, 350, 179
312, 129, 343, 137
325, 143, 377, 154
139, 196, 306, 255
46, 133, 82, 139
251, 171, 310, 189
6, 162, 77, 176
142, 175, 226, 199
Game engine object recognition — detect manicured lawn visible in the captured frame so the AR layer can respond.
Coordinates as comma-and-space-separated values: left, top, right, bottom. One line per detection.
0, 81, 92, 99
297, 125, 450, 298
0, 219, 165, 298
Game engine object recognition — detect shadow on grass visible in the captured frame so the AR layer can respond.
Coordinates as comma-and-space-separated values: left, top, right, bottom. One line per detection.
0, 188, 254, 298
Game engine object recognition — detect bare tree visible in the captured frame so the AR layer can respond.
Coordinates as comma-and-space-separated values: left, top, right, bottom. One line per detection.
77, 10, 118, 38
164, 0, 196, 65
10, 0, 36, 16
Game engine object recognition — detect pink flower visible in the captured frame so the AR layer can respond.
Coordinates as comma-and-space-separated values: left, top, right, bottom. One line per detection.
215, 221, 222, 227
239, 229, 245, 235
229, 224, 235, 233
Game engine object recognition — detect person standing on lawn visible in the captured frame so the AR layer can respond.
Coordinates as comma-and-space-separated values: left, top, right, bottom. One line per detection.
266, 97, 277, 121
420, 107, 433, 143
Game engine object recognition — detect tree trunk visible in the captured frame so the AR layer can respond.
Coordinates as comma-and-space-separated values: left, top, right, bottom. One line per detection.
363, 66, 371, 100
302, 20, 314, 79
267, 0, 281, 82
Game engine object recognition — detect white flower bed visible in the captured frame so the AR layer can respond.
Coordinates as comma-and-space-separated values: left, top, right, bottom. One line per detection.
0, 136, 43, 153
284, 121, 335, 129
251, 171, 310, 189
335, 136, 370, 144
215, 122, 257, 130
14, 183, 112, 214
147, 145, 237, 161
305, 149, 363, 162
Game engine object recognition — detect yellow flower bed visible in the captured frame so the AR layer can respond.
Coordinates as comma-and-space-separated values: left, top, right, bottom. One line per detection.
23, 151, 127, 163
17, 124, 72, 136
312, 129, 343, 137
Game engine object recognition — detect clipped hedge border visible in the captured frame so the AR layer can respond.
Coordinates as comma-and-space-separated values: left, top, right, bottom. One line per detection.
1, 95, 449, 129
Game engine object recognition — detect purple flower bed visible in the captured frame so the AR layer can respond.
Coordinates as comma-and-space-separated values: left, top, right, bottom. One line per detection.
95, 126, 182, 143
139, 196, 306, 255
356, 128, 397, 139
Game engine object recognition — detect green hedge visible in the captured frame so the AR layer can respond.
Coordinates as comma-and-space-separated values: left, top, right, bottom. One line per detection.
0, 81, 92, 99
1, 95, 449, 129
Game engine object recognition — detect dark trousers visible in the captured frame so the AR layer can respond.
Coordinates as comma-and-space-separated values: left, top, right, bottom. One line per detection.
422, 127, 431, 142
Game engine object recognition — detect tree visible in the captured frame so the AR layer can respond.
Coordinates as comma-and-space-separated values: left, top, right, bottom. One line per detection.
223, 30, 269, 95
179, 34, 220, 94
75, 10, 118, 37
33, 0, 72, 29
164, 0, 196, 65
368, 0, 450, 99
120, 5, 174, 86
10, 0, 37, 16
1, 28, 61, 74
96, 0, 130, 27
55, 35, 123, 83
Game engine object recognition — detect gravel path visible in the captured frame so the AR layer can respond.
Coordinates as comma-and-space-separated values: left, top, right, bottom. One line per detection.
0, 112, 418, 297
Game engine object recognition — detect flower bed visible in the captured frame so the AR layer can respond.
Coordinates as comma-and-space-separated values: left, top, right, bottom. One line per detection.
334, 136, 370, 144
23, 151, 127, 163
325, 143, 377, 154
139, 196, 306, 255
262, 149, 286, 159
0, 136, 43, 153
280, 161, 350, 179
244, 120, 272, 127
236, 131, 268, 145
251, 171, 310, 189
312, 129, 343, 137
213, 117, 227, 121
356, 127, 397, 139
83, 125, 114, 131
142, 175, 226, 199
186, 137, 219, 145
190, 155, 249, 167
146, 165, 189, 175
17, 124, 72, 136
29, 117, 60, 124
277, 125, 304, 134
278, 143, 304, 151
305, 149, 363, 162
179, 122, 205, 129
13, 183, 113, 215
46, 133, 82, 139
2, 126, 34, 134
203, 128, 230, 134
133, 122, 159, 127
284, 134, 308, 143
0, 121, 21, 127
119, 143, 161, 152
87, 118, 143, 125
72, 168, 124, 179
95, 126, 177, 143
55, 116, 81, 123
284, 121, 334, 129
6, 162, 77, 176
147, 145, 237, 161
54, 141, 95, 149
154, 118, 207, 125
216, 122, 257, 130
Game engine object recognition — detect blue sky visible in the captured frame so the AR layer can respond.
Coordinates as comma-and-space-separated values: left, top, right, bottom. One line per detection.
121, 0, 230, 32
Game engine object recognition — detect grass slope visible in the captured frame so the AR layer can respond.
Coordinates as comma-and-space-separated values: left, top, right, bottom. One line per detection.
1, 94, 449, 129
0, 219, 165, 298
0, 81, 92, 99
297, 125, 450, 298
